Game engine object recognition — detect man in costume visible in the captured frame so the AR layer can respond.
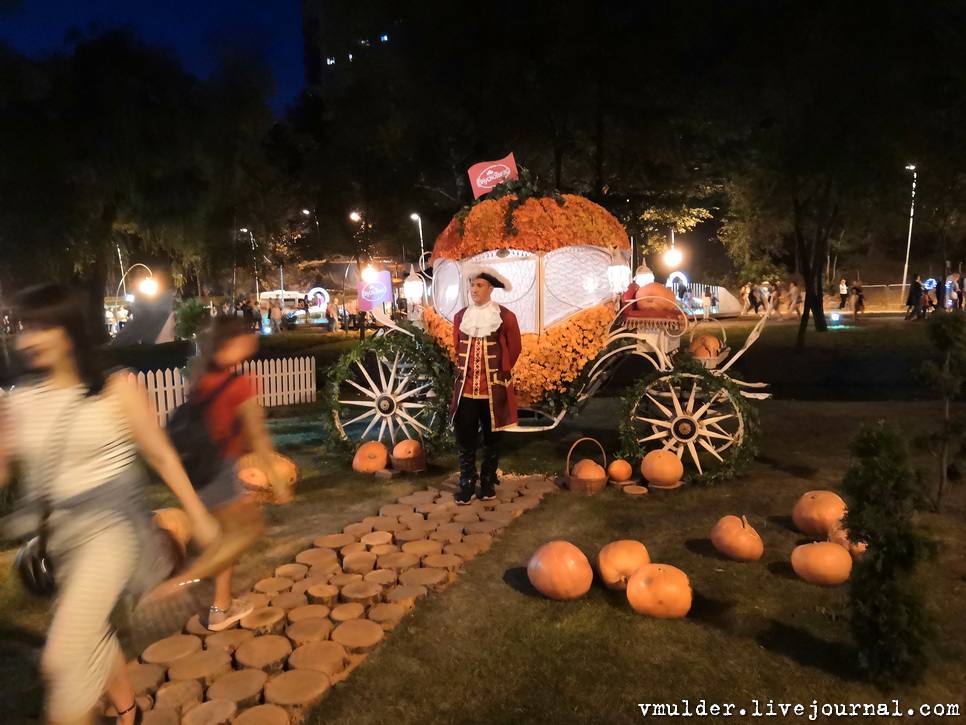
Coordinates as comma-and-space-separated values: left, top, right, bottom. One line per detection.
450, 268, 522, 504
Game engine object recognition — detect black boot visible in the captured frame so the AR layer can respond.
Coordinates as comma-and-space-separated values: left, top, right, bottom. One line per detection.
479, 448, 500, 500
456, 446, 478, 505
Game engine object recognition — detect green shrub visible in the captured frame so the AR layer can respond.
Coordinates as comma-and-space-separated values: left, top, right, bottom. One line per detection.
174, 299, 210, 340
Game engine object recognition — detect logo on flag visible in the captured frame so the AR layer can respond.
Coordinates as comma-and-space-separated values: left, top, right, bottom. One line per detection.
467, 153, 519, 199
357, 270, 393, 311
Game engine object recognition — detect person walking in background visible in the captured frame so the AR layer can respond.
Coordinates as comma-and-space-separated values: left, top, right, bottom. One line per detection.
269, 297, 283, 333
851, 280, 866, 316
906, 274, 924, 320
325, 303, 336, 332
748, 285, 761, 315
0, 284, 220, 725
738, 285, 751, 316
839, 279, 849, 309
787, 282, 803, 318
702, 287, 712, 320
188, 316, 292, 632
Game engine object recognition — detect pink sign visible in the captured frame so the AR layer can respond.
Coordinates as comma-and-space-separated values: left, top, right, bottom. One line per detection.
357, 270, 393, 311
467, 152, 519, 199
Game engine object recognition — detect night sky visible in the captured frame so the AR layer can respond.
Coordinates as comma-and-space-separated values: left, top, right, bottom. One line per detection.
0, 0, 305, 108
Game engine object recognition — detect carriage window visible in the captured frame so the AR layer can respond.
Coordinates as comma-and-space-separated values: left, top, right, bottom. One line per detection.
543, 247, 612, 328
433, 259, 463, 321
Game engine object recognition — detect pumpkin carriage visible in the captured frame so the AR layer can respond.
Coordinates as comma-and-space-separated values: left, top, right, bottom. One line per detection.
327, 191, 772, 478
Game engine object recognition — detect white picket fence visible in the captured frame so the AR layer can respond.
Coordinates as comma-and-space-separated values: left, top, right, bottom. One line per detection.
133, 356, 317, 426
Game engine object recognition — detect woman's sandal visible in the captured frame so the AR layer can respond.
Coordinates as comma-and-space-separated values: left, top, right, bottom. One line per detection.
116, 701, 142, 724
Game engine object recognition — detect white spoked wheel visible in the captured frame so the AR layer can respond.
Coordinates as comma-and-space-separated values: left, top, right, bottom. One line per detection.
628, 373, 744, 475
332, 349, 439, 445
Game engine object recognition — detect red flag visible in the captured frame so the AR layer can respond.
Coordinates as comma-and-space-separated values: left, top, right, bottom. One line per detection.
467, 153, 519, 199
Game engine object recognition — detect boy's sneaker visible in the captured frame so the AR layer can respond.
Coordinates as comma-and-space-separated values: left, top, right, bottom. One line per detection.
207, 599, 254, 631
455, 484, 475, 505
478, 481, 496, 501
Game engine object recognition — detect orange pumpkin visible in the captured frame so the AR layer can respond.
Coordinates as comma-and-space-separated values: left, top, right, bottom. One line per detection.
527, 541, 594, 600
690, 334, 722, 359
238, 467, 269, 490
640, 450, 684, 487
635, 283, 678, 313
791, 541, 852, 585
153, 508, 191, 549
792, 490, 847, 537
392, 439, 423, 459
597, 540, 651, 590
571, 459, 606, 480
828, 521, 868, 562
353, 441, 389, 473
710, 515, 763, 562
607, 459, 633, 482
626, 563, 692, 618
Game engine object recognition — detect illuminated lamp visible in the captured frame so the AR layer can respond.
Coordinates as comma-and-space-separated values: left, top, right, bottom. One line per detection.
139, 277, 158, 296
607, 261, 632, 294
362, 265, 378, 283
403, 266, 425, 304
634, 263, 655, 287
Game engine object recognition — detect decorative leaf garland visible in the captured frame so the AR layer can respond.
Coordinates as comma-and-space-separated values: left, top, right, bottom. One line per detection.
320, 323, 456, 459
618, 358, 760, 486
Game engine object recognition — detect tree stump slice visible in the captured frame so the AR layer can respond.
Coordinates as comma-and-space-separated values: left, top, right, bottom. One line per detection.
360, 530, 393, 548
339, 542, 368, 558
154, 679, 203, 716
371, 517, 406, 534
376, 551, 420, 571
426, 509, 456, 524
462, 533, 494, 553
286, 617, 334, 647
271, 592, 309, 611
479, 510, 514, 525
254, 577, 294, 595
166, 649, 232, 687
464, 520, 505, 536
306, 583, 340, 607
343, 522, 373, 539
142, 709, 179, 725
363, 568, 398, 586
361, 515, 387, 528
379, 503, 414, 518
329, 572, 363, 587
235, 634, 292, 674
429, 524, 463, 544
181, 699, 237, 725
480, 498, 503, 509
398, 490, 436, 506
287, 604, 331, 624
204, 628, 254, 655
494, 501, 526, 517
513, 495, 542, 510
206, 668, 268, 710
330, 602, 365, 623
401, 539, 443, 558
288, 641, 347, 677
184, 615, 212, 637
386, 584, 428, 611
295, 548, 338, 569
398, 511, 428, 525
239, 591, 272, 610
142, 634, 202, 668
274, 563, 308, 581
233, 704, 291, 725
330, 619, 385, 654
340, 581, 383, 608
263, 670, 330, 722
312, 533, 356, 552
126, 661, 166, 696
399, 567, 448, 591
624, 485, 649, 497
436, 490, 457, 502
394, 528, 430, 544
289, 576, 328, 597
367, 603, 406, 631
443, 542, 481, 560
526, 479, 560, 494
414, 502, 440, 516
453, 512, 481, 524
240, 607, 287, 636
342, 551, 377, 574
369, 543, 399, 556
422, 553, 463, 572
495, 487, 518, 502
308, 561, 342, 579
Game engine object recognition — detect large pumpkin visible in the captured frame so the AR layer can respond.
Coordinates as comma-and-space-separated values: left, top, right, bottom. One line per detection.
527, 541, 594, 600
597, 540, 650, 590
571, 459, 605, 480
791, 541, 852, 585
153, 508, 191, 549
827, 521, 868, 562
626, 563, 692, 618
710, 515, 763, 562
635, 283, 678, 314
353, 441, 389, 473
607, 459, 633, 482
690, 334, 722, 359
392, 439, 423, 459
792, 491, 847, 537
640, 450, 684, 487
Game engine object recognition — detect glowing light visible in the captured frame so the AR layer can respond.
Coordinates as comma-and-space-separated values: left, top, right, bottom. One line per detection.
923, 278, 938, 291
349, 212, 362, 222
410, 213, 420, 221
607, 263, 631, 294
139, 277, 158, 296
831, 312, 841, 323
301, 209, 311, 215
362, 265, 378, 283
664, 246, 683, 268
634, 264, 654, 287
403, 266, 425, 303
262, 324, 272, 335
240, 227, 249, 233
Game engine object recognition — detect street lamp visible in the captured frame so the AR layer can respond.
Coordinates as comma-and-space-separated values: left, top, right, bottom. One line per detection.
410, 213, 425, 262
361, 264, 378, 283
240, 228, 260, 301
403, 265, 425, 324
900, 165, 917, 302
113, 263, 156, 335
663, 230, 683, 269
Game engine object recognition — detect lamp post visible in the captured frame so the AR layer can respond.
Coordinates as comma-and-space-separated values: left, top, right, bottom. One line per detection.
900, 165, 917, 306
410, 213, 425, 262
350, 212, 369, 340
664, 230, 683, 269
240, 228, 260, 302
113, 263, 156, 335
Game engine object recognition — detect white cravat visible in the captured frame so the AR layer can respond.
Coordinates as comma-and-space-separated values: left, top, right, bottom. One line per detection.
459, 300, 502, 338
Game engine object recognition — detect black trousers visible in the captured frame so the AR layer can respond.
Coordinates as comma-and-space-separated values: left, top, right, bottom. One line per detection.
453, 397, 503, 483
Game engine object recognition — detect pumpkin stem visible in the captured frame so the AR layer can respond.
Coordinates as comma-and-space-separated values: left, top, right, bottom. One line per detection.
741, 515, 750, 529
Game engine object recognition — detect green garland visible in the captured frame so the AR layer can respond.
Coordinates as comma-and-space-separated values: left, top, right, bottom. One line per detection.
454, 168, 567, 237
320, 323, 455, 459
618, 357, 760, 486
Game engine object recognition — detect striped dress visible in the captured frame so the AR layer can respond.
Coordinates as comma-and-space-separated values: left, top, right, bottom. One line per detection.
8, 379, 141, 721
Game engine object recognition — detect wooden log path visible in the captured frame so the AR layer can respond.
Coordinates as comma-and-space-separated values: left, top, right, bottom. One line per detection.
117, 474, 559, 724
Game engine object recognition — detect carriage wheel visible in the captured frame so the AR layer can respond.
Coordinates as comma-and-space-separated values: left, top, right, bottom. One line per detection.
627, 373, 745, 475
331, 345, 443, 446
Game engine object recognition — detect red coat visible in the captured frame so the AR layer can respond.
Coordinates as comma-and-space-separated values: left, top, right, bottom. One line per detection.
450, 305, 522, 430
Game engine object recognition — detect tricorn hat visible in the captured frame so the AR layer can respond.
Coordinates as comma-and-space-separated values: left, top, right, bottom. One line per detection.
464, 265, 511, 291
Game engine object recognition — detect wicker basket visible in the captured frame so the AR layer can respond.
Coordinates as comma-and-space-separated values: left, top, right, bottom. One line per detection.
237, 451, 301, 502
389, 452, 427, 473
565, 437, 608, 495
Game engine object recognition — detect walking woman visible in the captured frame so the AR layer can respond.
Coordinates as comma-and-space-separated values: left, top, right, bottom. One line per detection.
188, 315, 292, 631
0, 285, 219, 725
